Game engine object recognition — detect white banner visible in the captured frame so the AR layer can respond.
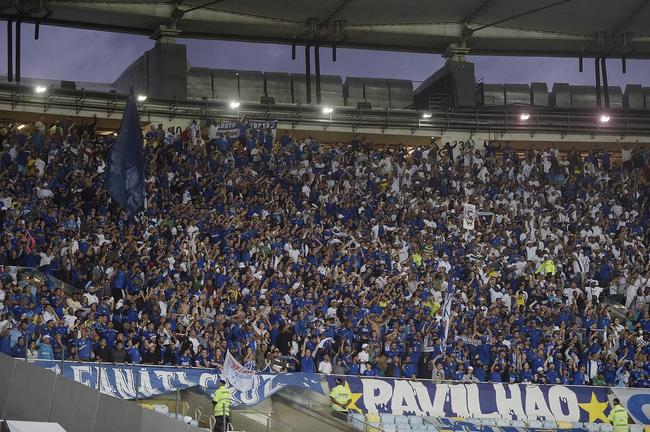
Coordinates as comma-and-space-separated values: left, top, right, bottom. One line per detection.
463, 203, 477, 230
610, 387, 650, 425
223, 351, 256, 392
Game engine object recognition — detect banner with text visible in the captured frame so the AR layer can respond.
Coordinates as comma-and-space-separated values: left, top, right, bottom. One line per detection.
327, 376, 612, 423
217, 120, 278, 141
35, 360, 323, 407
223, 351, 256, 392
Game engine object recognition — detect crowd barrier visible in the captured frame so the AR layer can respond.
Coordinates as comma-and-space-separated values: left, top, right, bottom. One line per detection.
8, 357, 649, 427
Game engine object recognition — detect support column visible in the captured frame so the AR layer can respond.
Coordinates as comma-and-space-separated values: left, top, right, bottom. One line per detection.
147, 26, 187, 99
413, 43, 476, 109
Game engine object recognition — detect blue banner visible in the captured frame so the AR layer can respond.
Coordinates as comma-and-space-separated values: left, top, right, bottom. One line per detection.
34, 361, 323, 407
327, 376, 612, 423
217, 119, 278, 140
108, 88, 145, 217
28, 359, 633, 425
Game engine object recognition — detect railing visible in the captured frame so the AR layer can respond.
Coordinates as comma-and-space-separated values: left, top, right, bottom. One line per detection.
0, 265, 80, 295
235, 404, 302, 432
279, 387, 386, 432
1, 83, 650, 136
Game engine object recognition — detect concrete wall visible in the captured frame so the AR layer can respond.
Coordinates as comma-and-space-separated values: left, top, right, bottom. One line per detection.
0, 355, 200, 432
147, 43, 187, 100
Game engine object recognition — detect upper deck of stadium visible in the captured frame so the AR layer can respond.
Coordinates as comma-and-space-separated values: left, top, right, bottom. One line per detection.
1, 0, 650, 144
5, 0, 650, 58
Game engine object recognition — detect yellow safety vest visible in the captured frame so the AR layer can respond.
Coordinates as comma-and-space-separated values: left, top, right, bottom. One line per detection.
329, 385, 351, 412
608, 405, 628, 432
212, 387, 231, 417
535, 259, 556, 275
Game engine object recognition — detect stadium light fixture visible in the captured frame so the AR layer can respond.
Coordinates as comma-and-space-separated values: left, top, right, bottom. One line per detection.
600, 114, 610, 123
322, 106, 333, 115
229, 101, 240, 109
35, 85, 47, 93
137, 94, 147, 102
520, 113, 530, 121
421, 112, 432, 119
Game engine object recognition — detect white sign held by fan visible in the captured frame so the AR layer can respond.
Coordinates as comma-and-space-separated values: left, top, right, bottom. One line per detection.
463, 203, 477, 230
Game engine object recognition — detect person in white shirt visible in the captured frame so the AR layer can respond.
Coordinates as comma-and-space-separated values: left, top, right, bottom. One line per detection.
82, 285, 99, 306
318, 354, 333, 374
358, 343, 370, 363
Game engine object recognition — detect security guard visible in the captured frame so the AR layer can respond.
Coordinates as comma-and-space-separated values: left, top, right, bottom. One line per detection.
211, 379, 231, 432
608, 398, 629, 432
329, 378, 352, 421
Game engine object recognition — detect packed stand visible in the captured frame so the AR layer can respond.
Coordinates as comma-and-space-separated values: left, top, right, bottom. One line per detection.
0, 116, 649, 389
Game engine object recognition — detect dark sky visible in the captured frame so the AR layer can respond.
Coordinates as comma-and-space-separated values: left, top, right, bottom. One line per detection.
1, 24, 649, 88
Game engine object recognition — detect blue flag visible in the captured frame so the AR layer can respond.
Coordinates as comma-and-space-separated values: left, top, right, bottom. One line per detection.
108, 88, 145, 217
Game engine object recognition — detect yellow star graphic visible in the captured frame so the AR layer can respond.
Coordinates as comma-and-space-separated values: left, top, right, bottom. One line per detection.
578, 392, 609, 423
343, 381, 364, 414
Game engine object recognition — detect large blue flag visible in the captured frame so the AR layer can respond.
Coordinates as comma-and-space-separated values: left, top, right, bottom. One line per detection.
108, 88, 145, 217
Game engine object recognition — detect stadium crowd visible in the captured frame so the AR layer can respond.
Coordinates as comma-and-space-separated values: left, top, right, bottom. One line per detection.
0, 115, 650, 389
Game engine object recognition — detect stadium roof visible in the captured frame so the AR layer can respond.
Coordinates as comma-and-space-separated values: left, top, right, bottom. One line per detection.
7, 0, 650, 58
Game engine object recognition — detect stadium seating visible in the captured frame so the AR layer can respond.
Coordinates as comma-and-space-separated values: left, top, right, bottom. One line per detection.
348, 414, 629, 432
0, 116, 649, 399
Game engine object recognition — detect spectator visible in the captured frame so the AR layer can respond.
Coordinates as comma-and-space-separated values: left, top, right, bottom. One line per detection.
110, 340, 130, 363
37, 334, 54, 360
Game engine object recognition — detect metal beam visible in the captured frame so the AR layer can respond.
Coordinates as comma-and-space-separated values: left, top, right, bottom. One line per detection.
6, 19, 12, 82
601, 57, 610, 108
470, 0, 577, 33
181, 0, 226, 14
461, 0, 495, 24
609, 0, 650, 36
315, 43, 321, 104
322, 0, 353, 26
305, 43, 311, 104
595, 58, 602, 107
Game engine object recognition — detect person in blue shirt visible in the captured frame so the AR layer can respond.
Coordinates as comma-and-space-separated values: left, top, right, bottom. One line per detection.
489, 362, 503, 382
347, 355, 361, 376
545, 362, 560, 384
127, 339, 142, 364
76, 328, 93, 361
452, 364, 466, 381
362, 362, 378, 377
300, 337, 318, 373
37, 334, 55, 360
11, 336, 26, 358
402, 356, 417, 379
519, 362, 534, 382
603, 359, 617, 386
0, 324, 12, 355
176, 347, 194, 367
